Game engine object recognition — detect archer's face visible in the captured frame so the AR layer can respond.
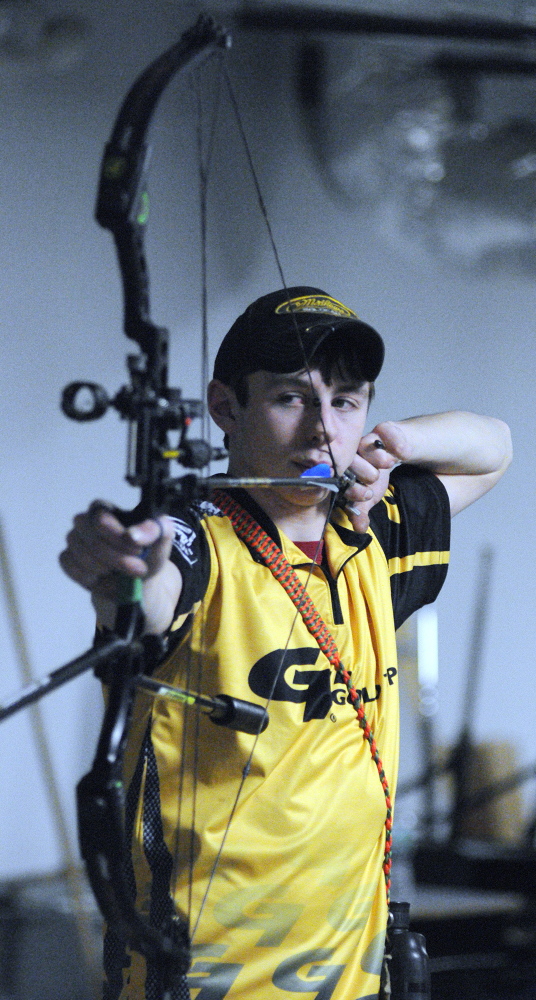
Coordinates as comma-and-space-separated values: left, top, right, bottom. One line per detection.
227, 369, 371, 502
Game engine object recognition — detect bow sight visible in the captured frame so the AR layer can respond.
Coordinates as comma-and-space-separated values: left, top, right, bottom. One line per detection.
61, 367, 226, 503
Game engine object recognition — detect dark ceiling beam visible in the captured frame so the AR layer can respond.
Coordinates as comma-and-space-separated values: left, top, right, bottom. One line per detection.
236, 4, 536, 44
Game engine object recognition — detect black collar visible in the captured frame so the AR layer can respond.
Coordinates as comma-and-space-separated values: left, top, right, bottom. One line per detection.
330, 517, 372, 553
224, 488, 283, 548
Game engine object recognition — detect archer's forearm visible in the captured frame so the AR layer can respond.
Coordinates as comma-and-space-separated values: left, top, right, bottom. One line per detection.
375, 411, 512, 476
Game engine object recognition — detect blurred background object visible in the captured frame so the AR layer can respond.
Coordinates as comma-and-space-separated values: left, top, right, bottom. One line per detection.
297, 15, 536, 271
0, 0, 88, 73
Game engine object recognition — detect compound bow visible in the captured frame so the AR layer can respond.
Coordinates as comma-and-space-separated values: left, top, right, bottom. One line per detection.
60, 15, 347, 1000
63, 16, 245, 1000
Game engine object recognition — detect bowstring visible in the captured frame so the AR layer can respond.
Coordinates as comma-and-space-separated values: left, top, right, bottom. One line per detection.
182, 59, 346, 941
222, 62, 341, 498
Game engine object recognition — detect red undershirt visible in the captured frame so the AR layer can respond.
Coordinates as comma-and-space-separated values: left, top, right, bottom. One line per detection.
295, 540, 324, 564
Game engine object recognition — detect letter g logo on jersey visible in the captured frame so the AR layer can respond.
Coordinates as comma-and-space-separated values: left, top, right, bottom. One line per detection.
249, 649, 335, 722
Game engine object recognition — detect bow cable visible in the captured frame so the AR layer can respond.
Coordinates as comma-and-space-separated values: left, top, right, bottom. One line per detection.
193, 59, 225, 445
180, 60, 357, 941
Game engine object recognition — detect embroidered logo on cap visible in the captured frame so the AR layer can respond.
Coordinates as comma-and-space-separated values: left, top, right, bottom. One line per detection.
274, 294, 358, 319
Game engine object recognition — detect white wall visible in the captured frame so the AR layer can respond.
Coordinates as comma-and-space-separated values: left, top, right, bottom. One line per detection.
0, 3, 533, 879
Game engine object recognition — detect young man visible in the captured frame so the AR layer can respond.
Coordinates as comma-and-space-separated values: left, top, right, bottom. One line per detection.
61, 287, 511, 1000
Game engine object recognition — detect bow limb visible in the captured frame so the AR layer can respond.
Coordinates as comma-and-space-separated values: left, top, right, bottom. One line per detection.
96, 15, 230, 355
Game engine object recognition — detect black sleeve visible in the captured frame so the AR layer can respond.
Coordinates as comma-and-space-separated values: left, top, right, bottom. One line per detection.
368, 465, 451, 630
166, 502, 211, 617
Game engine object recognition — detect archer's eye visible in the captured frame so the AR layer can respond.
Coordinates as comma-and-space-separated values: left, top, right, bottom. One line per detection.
277, 393, 305, 406
333, 396, 360, 410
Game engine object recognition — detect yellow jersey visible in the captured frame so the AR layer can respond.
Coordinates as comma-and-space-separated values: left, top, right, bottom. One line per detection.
104, 467, 450, 1000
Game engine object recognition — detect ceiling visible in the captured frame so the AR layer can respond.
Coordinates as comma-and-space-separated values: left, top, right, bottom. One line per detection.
4, 0, 536, 271
3, 0, 536, 78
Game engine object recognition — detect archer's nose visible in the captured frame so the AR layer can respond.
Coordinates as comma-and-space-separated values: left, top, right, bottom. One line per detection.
309, 400, 336, 444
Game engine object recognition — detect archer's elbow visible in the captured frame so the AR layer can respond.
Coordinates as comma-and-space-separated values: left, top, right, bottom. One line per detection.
494, 418, 513, 477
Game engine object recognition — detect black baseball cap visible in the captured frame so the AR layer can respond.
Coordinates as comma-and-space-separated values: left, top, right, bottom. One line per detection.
213, 286, 385, 384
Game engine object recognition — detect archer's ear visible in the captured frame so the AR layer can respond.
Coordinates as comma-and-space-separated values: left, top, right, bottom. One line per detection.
207, 379, 240, 435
